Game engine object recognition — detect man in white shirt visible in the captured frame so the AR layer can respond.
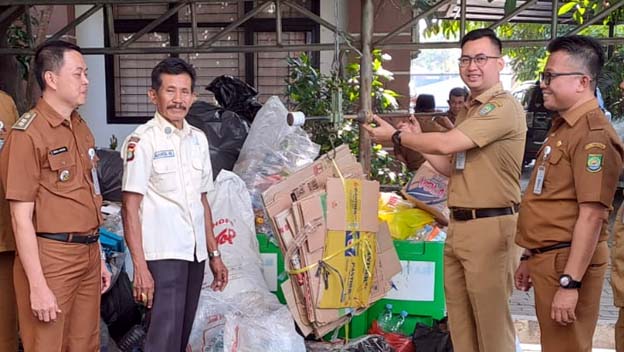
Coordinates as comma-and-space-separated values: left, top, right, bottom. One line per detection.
121, 57, 228, 352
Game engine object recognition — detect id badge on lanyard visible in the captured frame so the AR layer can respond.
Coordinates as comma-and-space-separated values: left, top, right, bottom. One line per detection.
532, 146, 551, 195
455, 151, 466, 170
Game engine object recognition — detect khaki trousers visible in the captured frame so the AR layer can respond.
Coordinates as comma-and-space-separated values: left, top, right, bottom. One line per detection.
0, 251, 17, 352
528, 241, 607, 352
14, 237, 101, 352
444, 214, 518, 352
612, 203, 624, 351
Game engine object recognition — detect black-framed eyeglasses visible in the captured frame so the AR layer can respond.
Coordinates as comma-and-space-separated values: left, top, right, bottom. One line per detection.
540, 71, 588, 86
458, 54, 500, 67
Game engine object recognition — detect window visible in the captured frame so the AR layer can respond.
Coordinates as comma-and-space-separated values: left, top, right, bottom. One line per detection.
106, 1, 319, 124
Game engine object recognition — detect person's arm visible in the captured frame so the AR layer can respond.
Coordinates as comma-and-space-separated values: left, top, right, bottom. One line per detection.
550, 203, 605, 326
201, 193, 228, 291
121, 191, 154, 308
10, 201, 61, 322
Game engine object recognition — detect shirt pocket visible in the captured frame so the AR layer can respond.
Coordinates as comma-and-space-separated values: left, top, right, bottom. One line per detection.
151, 159, 178, 192
544, 148, 567, 189
191, 150, 204, 187
47, 151, 80, 191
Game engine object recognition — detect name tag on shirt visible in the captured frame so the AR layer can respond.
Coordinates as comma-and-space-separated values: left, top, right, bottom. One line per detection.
91, 167, 101, 195
154, 149, 175, 159
455, 151, 466, 170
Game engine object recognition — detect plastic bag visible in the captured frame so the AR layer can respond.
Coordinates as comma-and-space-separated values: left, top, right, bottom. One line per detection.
188, 170, 305, 352
402, 161, 449, 226
368, 321, 414, 352
382, 208, 434, 240
96, 148, 123, 202
411, 319, 453, 352
206, 75, 262, 124
341, 335, 394, 352
233, 96, 320, 236
186, 101, 250, 179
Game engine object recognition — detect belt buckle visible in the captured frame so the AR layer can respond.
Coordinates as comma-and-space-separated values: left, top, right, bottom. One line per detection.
67, 234, 74, 243
471, 209, 477, 220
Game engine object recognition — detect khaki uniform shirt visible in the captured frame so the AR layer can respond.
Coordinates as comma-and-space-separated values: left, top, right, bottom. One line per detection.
0, 99, 102, 234
516, 99, 624, 249
0, 91, 18, 252
448, 82, 527, 208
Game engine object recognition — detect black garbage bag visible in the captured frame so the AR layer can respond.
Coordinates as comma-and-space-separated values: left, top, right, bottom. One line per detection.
412, 318, 453, 352
186, 101, 249, 178
206, 75, 262, 123
101, 271, 145, 348
96, 148, 123, 202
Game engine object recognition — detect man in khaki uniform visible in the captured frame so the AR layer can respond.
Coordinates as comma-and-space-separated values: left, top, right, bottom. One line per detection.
609, 78, 624, 352
365, 28, 526, 352
515, 36, 623, 352
0, 40, 111, 352
0, 90, 18, 351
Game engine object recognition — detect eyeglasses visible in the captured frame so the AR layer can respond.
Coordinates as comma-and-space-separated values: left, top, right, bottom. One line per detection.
458, 54, 500, 67
540, 71, 589, 86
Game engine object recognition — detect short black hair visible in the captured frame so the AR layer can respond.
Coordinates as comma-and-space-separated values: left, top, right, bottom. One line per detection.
34, 40, 82, 91
449, 87, 469, 101
415, 94, 436, 112
547, 35, 604, 86
461, 28, 502, 54
151, 57, 196, 92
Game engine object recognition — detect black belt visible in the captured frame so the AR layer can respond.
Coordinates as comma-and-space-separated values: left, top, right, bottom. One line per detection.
530, 242, 571, 255
36, 233, 100, 244
451, 204, 519, 221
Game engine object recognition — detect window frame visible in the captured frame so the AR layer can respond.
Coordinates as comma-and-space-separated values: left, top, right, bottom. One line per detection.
105, 1, 320, 124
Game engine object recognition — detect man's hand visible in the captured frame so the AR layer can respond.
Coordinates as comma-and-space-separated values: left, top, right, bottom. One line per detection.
514, 261, 532, 291
30, 285, 61, 323
133, 265, 155, 309
361, 115, 398, 143
209, 257, 228, 292
551, 288, 578, 326
398, 116, 423, 135
101, 260, 112, 294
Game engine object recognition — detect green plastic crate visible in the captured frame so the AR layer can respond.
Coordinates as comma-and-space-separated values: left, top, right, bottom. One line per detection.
257, 233, 287, 304
366, 240, 446, 335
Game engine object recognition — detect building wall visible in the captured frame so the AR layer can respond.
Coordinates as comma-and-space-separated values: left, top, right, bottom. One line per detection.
75, 6, 138, 148
347, 0, 413, 110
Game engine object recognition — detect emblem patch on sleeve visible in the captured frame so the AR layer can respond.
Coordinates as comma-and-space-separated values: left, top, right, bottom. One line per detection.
126, 142, 137, 162
586, 154, 603, 173
479, 103, 496, 116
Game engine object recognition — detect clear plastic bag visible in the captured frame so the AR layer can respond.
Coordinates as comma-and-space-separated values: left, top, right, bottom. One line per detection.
233, 96, 320, 236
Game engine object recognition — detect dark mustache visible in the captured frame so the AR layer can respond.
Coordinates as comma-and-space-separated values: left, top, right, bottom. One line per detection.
167, 104, 186, 110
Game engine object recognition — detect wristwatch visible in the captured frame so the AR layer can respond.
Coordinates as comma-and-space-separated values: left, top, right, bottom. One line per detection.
208, 250, 221, 259
391, 130, 402, 148
559, 274, 582, 289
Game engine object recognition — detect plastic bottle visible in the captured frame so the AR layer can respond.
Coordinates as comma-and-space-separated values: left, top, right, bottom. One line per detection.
389, 310, 408, 333
377, 303, 394, 331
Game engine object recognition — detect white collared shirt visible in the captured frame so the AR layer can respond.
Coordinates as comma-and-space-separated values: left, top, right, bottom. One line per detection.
121, 112, 214, 262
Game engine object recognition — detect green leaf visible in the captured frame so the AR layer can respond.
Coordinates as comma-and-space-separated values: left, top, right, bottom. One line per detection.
504, 0, 517, 15
558, 1, 577, 16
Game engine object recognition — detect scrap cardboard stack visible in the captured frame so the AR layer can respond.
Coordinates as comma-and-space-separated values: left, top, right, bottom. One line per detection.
262, 145, 401, 338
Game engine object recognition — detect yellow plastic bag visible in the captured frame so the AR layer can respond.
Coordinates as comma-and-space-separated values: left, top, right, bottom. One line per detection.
384, 208, 435, 240
378, 192, 413, 224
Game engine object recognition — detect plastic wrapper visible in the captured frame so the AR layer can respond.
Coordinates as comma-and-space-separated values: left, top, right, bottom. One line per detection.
233, 96, 320, 236
186, 101, 250, 178
206, 75, 262, 124
380, 207, 435, 240
341, 335, 395, 352
188, 170, 305, 352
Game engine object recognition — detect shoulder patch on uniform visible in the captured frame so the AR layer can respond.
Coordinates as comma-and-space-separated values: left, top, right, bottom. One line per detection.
586, 153, 603, 173
125, 142, 139, 162
13, 111, 36, 130
584, 142, 606, 150
479, 103, 496, 116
